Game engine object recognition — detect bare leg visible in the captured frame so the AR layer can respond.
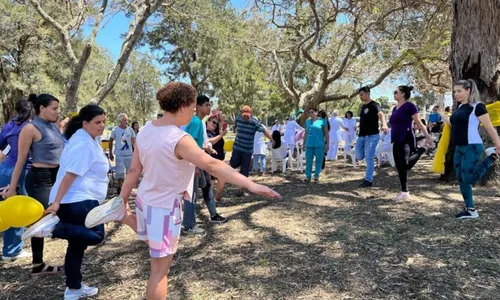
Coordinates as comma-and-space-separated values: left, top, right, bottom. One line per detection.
215, 179, 225, 201
147, 255, 174, 300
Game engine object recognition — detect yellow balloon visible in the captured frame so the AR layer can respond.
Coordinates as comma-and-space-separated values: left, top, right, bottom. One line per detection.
0, 215, 9, 232
2, 196, 44, 227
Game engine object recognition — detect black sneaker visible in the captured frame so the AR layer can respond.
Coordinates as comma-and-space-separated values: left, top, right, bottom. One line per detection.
455, 208, 479, 219
210, 214, 228, 224
359, 180, 373, 188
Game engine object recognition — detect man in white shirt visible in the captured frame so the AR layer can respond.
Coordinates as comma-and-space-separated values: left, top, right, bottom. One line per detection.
109, 113, 136, 195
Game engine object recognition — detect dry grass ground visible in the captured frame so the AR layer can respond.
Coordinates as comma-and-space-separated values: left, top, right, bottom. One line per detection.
1, 157, 499, 300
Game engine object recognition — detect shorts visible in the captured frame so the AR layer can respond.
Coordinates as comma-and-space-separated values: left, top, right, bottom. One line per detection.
136, 194, 184, 258
115, 155, 132, 179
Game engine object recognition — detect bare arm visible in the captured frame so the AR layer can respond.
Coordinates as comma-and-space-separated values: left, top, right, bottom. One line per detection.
131, 137, 136, 151
6, 125, 34, 198
176, 136, 280, 198
437, 110, 451, 126
378, 111, 389, 133
108, 137, 114, 160
119, 148, 143, 203
478, 114, 500, 146
263, 128, 273, 143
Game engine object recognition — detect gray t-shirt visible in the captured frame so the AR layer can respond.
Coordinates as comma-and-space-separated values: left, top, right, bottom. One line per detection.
111, 126, 135, 156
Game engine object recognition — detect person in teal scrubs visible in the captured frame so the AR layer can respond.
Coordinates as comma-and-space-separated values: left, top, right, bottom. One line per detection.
303, 108, 329, 182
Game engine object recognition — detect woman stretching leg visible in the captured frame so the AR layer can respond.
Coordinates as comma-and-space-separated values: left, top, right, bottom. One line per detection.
85, 82, 281, 300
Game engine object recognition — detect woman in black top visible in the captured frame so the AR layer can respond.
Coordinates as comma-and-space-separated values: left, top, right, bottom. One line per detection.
437, 79, 500, 219
206, 113, 227, 201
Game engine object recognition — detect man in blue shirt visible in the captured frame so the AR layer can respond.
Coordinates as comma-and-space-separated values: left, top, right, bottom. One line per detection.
182, 95, 227, 234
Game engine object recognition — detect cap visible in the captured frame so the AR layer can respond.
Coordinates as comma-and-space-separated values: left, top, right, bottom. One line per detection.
242, 105, 252, 119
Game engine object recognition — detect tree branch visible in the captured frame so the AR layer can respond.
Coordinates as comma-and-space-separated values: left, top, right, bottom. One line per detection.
29, 0, 78, 66
92, 0, 164, 104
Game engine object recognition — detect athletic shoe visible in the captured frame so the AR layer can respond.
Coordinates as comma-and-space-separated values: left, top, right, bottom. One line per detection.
485, 147, 497, 159
21, 215, 59, 240
1, 250, 32, 261
210, 214, 228, 224
455, 208, 479, 219
393, 191, 410, 201
181, 226, 205, 235
359, 180, 373, 188
85, 196, 125, 228
64, 283, 98, 300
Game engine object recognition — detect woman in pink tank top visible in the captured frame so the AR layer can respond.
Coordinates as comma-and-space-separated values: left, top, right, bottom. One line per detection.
85, 82, 281, 300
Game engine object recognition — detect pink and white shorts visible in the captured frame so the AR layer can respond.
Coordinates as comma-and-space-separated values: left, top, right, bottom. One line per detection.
135, 194, 185, 258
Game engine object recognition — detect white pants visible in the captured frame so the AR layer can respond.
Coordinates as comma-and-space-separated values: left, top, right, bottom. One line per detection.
327, 140, 340, 160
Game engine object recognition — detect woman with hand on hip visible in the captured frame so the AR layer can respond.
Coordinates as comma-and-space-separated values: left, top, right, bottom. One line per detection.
5, 93, 64, 275
437, 79, 500, 219
22, 105, 109, 299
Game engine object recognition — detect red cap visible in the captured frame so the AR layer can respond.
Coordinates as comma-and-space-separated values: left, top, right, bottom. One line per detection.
242, 105, 252, 119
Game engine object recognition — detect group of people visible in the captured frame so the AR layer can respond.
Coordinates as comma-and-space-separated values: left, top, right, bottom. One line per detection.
0, 78, 499, 299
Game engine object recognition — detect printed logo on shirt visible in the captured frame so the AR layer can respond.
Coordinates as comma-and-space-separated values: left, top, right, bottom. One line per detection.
120, 132, 132, 150
363, 108, 369, 114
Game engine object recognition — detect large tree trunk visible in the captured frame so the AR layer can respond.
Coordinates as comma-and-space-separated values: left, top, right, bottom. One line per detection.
448, 0, 500, 183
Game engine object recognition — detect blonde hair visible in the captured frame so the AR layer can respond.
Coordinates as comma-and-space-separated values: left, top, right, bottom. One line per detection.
454, 79, 482, 104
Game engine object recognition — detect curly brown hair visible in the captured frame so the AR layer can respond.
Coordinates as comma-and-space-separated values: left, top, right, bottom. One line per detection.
156, 82, 197, 113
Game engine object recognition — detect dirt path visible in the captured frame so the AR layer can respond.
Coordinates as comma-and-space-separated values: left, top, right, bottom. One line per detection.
1, 158, 499, 299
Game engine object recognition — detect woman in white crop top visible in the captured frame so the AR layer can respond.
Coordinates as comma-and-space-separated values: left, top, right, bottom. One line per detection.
84, 82, 281, 300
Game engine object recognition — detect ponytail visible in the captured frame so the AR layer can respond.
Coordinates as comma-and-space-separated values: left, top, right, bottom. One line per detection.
64, 115, 83, 140
467, 79, 481, 104
15, 99, 33, 124
454, 79, 482, 104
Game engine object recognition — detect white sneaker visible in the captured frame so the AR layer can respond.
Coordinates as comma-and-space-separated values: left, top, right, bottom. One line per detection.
85, 196, 125, 228
64, 283, 98, 299
485, 147, 496, 157
394, 192, 410, 201
21, 215, 59, 240
1, 250, 32, 261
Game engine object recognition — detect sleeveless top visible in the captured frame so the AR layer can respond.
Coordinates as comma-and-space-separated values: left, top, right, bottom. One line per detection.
136, 122, 195, 209
31, 116, 65, 165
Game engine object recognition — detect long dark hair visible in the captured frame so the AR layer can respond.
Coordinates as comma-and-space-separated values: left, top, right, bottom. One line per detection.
15, 99, 33, 124
272, 130, 281, 149
28, 93, 59, 115
131, 121, 139, 133
64, 105, 106, 140
318, 110, 330, 131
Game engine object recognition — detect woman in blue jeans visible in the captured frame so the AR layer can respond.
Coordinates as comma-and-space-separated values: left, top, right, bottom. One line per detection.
22, 105, 109, 299
303, 108, 329, 182
0, 99, 32, 260
437, 79, 500, 219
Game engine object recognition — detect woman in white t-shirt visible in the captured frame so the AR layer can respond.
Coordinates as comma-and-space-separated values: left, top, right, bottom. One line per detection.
83, 82, 281, 300
21, 105, 109, 299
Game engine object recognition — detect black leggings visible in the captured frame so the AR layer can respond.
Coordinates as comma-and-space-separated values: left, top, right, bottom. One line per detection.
25, 166, 59, 264
393, 143, 425, 192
